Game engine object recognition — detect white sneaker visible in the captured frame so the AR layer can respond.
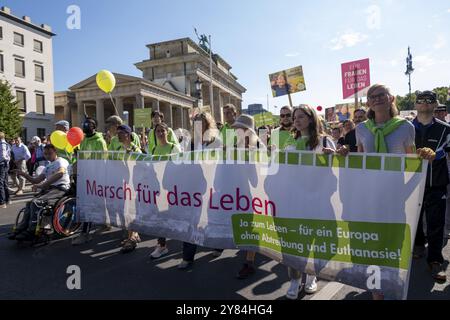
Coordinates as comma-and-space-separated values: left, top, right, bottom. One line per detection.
304, 275, 318, 294
15, 190, 24, 195
72, 233, 92, 246
150, 246, 168, 259
286, 279, 301, 300
0, 204, 7, 209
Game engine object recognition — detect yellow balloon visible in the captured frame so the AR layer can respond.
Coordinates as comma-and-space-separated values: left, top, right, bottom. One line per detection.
50, 131, 68, 150
65, 143, 75, 153
96, 70, 116, 93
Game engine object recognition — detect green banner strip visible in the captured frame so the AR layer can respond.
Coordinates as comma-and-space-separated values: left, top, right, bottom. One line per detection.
232, 214, 411, 269
77, 151, 423, 174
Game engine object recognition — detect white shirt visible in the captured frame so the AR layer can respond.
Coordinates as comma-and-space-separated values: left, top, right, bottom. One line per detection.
12, 143, 31, 161
43, 157, 71, 190
0, 140, 11, 162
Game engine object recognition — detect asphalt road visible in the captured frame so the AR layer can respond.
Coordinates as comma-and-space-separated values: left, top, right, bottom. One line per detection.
1, 198, 449, 300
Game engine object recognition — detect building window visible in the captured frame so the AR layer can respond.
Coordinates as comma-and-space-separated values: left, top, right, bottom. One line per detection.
14, 32, 24, 46
35, 64, 44, 81
36, 94, 45, 115
0, 54, 3, 72
37, 128, 46, 138
16, 90, 26, 112
21, 128, 27, 143
15, 58, 25, 77
33, 39, 43, 53
0, 27, 3, 39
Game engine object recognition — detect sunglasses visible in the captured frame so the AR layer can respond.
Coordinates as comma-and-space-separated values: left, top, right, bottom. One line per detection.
416, 98, 436, 105
280, 113, 292, 118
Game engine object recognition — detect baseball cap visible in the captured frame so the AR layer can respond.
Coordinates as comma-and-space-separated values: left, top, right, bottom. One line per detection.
416, 91, 437, 102
117, 125, 132, 135
55, 120, 70, 131
435, 104, 447, 112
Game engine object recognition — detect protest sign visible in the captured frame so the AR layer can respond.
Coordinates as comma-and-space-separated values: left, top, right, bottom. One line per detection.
78, 150, 426, 299
341, 58, 370, 100
269, 66, 306, 103
134, 108, 152, 128
253, 112, 276, 127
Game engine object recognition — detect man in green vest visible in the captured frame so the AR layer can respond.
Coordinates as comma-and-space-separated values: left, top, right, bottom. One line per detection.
270, 106, 293, 150
220, 103, 238, 149
106, 116, 141, 151
72, 117, 109, 246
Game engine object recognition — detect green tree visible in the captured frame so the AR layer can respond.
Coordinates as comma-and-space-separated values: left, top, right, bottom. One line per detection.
432, 87, 450, 107
0, 80, 22, 139
396, 93, 417, 111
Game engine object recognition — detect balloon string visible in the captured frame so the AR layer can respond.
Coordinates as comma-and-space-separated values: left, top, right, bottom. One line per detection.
109, 92, 119, 116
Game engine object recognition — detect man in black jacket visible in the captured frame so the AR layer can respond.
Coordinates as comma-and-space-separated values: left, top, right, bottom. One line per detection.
413, 91, 450, 282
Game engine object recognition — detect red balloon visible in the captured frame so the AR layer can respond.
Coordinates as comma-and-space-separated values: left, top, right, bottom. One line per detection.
317, 106, 323, 112
67, 127, 84, 146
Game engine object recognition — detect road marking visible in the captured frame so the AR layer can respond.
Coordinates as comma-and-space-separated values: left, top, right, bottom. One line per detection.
310, 281, 344, 300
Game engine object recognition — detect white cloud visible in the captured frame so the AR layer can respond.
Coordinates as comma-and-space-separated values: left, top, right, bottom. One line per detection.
329, 31, 368, 50
285, 52, 299, 57
414, 54, 435, 72
390, 60, 399, 67
434, 34, 447, 49
365, 5, 381, 30
447, 9, 450, 13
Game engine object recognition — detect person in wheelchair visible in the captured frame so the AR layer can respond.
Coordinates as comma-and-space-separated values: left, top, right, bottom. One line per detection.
9, 144, 71, 241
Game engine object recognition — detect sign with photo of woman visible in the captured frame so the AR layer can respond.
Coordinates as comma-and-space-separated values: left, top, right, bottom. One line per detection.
269, 66, 306, 98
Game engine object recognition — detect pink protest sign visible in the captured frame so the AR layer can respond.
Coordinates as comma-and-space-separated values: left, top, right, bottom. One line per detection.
341, 58, 370, 99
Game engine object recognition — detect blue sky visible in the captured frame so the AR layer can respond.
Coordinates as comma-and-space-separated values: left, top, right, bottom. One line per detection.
3, 0, 450, 113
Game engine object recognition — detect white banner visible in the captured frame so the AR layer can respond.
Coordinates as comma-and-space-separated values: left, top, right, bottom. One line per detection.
77, 150, 427, 299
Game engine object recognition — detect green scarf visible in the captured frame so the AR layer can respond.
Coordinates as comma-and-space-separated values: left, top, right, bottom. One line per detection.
364, 117, 406, 153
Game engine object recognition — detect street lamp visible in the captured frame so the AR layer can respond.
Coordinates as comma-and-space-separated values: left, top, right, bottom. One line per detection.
195, 77, 203, 99
194, 77, 203, 111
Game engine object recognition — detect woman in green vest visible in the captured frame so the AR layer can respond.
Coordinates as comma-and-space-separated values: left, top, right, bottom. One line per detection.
116, 125, 143, 253
284, 105, 336, 300
149, 122, 181, 259
147, 111, 179, 155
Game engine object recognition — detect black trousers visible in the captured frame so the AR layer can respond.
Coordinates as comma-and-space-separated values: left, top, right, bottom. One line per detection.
0, 162, 9, 205
414, 187, 447, 264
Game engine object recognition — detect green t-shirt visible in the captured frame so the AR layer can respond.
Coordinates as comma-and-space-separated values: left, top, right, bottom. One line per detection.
220, 123, 237, 148
115, 142, 142, 153
108, 132, 141, 151
269, 128, 292, 150
152, 142, 181, 156
148, 127, 179, 154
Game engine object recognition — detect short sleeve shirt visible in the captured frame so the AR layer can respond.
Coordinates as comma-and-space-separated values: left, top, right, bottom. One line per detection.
356, 121, 415, 154
43, 157, 71, 190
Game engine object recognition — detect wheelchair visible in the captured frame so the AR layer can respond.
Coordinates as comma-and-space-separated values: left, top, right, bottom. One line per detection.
12, 184, 81, 246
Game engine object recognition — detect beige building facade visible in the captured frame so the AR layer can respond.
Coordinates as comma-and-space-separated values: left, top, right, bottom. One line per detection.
56, 38, 246, 131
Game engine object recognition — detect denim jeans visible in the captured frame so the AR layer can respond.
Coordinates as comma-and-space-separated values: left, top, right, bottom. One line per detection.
0, 161, 9, 205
